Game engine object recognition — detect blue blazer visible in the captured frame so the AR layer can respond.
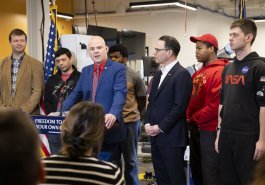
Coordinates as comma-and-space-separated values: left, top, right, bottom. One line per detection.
145, 62, 192, 147
63, 59, 127, 144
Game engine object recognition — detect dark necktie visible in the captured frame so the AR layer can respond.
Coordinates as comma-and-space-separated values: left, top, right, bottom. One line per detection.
92, 65, 99, 102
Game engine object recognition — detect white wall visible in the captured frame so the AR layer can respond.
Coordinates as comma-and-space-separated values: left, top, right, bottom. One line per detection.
253, 22, 265, 57
27, 0, 50, 61
197, 9, 265, 59
74, 9, 265, 67
196, 8, 232, 53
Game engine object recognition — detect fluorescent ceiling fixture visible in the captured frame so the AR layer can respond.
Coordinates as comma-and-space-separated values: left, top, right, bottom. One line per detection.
175, 2, 197, 11
57, 14, 74, 20
49, 12, 74, 20
131, 2, 178, 8
130, 1, 197, 11
252, 17, 265, 23
253, 19, 265, 23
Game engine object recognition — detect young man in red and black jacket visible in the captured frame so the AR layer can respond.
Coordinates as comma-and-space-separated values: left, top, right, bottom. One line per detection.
186, 34, 229, 185
44, 47, 80, 154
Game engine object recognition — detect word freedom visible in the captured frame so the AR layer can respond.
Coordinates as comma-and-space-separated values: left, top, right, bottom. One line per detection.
32, 115, 65, 134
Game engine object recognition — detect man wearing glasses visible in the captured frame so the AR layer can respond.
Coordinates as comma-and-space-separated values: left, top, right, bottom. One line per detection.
144, 35, 192, 185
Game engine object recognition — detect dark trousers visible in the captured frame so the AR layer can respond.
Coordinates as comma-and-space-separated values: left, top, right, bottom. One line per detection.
200, 131, 221, 185
99, 142, 122, 167
121, 121, 141, 185
151, 145, 186, 185
189, 129, 204, 185
48, 134, 61, 155
219, 132, 257, 185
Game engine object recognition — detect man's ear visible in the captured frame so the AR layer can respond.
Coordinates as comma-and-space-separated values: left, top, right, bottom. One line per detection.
209, 46, 215, 53
246, 33, 254, 44
70, 57, 73, 64
38, 161, 46, 183
168, 49, 174, 58
124, 57, 128, 62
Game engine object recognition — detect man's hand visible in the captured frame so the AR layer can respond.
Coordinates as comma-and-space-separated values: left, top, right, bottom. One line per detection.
215, 131, 220, 153
105, 114, 117, 129
253, 140, 265, 160
144, 124, 161, 137
47, 112, 60, 116
62, 111, 69, 117
150, 125, 161, 136
145, 123, 152, 136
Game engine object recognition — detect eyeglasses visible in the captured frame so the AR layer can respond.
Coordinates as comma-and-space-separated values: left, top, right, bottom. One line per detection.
154, 48, 170, 52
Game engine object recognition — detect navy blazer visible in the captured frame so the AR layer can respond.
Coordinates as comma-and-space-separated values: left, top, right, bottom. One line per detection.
145, 62, 192, 147
63, 59, 127, 144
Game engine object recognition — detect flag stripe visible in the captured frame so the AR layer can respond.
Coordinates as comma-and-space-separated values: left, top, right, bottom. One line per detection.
41, 139, 50, 157
44, 4, 58, 82
40, 134, 51, 157
41, 4, 59, 157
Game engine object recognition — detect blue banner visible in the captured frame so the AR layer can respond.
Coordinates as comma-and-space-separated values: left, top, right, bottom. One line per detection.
31, 115, 65, 134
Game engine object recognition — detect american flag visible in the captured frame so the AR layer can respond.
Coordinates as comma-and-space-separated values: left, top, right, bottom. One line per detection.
239, 0, 246, 19
40, 4, 59, 157
44, 4, 58, 82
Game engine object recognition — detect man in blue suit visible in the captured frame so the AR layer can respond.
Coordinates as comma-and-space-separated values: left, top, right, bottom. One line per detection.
145, 35, 192, 185
63, 36, 127, 165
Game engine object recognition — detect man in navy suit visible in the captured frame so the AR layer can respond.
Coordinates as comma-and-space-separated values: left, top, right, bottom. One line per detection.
145, 35, 192, 185
63, 36, 127, 165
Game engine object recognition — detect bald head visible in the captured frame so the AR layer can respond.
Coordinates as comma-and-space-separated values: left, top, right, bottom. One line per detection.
88, 36, 109, 64
89, 36, 106, 46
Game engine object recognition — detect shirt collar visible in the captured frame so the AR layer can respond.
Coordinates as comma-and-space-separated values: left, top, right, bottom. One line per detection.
11, 53, 25, 61
94, 60, 106, 71
160, 60, 178, 74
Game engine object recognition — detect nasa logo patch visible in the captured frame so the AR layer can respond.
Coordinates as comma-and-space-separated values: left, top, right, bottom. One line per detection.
257, 91, 264, 97
242, 66, 249, 74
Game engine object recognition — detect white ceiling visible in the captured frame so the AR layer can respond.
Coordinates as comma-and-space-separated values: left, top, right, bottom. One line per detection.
73, 0, 265, 18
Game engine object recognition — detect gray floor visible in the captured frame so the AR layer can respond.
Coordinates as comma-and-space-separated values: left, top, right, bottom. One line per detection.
120, 141, 155, 184
137, 142, 192, 185
137, 142, 155, 185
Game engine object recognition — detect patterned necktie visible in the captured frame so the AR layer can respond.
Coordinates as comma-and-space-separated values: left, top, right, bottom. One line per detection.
92, 65, 100, 102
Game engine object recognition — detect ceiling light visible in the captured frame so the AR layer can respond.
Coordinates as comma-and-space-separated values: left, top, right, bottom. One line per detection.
175, 2, 197, 11
49, 12, 74, 20
252, 16, 265, 23
254, 19, 265, 23
129, 1, 197, 11
57, 13, 74, 20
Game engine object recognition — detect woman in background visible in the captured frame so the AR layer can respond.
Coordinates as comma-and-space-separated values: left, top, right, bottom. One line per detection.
42, 101, 124, 185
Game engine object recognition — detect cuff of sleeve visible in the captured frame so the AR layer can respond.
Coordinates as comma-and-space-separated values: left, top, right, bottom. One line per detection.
257, 99, 265, 106
158, 124, 168, 134
159, 127, 164, 134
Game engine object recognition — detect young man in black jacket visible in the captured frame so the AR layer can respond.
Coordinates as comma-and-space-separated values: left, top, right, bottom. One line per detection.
215, 19, 265, 185
44, 47, 81, 154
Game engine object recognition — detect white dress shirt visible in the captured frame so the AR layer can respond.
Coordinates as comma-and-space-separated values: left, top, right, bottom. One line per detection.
158, 60, 178, 88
